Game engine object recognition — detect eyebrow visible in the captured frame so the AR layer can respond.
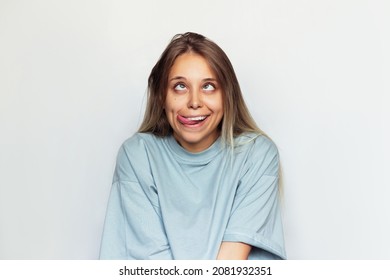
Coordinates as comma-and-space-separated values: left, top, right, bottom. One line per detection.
169, 76, 218, 82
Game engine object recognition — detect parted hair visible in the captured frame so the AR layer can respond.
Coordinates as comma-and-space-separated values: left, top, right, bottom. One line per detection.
138, 32, 264, 147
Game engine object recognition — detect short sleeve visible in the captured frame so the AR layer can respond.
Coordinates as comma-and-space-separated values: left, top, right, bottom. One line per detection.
223, 138, 286, 259
99, 145, 173, 260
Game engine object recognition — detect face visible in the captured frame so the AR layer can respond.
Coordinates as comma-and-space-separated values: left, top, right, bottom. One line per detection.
165, 52, 224, 153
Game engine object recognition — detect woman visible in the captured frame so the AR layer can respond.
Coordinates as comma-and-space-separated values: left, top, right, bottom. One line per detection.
100, 32, 286, 260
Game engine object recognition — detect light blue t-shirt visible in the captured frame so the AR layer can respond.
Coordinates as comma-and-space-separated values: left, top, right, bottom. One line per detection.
100, 132, 286, 260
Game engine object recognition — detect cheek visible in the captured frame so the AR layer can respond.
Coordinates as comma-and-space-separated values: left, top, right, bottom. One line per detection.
166, 97, 185, 114
208, 95, 224, 113
164, 93, 178, 111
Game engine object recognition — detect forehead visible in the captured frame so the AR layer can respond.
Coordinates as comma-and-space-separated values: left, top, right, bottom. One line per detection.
168, 52, 216, 79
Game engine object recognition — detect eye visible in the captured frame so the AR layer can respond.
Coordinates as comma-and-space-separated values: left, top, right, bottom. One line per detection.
203, 83, 216, 91
174, 83, 187, 92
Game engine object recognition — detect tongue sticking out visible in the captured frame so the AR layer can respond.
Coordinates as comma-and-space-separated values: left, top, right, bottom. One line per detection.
177, 115, 207, 125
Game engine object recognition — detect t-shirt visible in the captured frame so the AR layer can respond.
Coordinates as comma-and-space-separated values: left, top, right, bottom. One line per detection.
99, 132, 286, 260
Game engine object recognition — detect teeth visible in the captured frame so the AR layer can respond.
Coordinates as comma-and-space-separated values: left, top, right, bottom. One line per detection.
186, 116, 207, 121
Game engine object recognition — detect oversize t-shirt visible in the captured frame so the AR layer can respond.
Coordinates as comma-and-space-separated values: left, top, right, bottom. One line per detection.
100, 132, 286, 259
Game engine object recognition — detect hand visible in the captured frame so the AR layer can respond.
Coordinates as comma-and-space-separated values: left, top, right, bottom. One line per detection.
216, 241, 252, 260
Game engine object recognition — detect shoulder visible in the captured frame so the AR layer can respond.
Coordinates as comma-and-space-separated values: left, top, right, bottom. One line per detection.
235, 133, 279, 176
114, 133, 163, 182
121, 132, 160, 150
235, 132, 278, 156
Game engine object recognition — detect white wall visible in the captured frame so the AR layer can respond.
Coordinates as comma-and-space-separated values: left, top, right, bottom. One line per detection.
0, 0, 389, 259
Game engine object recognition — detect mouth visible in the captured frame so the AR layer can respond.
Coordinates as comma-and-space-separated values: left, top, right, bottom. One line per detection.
177, 114, 209, 126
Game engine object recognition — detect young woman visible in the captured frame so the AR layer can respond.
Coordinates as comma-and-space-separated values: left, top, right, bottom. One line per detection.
100, 32, 286, 260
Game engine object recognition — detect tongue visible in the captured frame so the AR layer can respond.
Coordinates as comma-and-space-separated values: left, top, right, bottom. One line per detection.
177, 115, 204, 125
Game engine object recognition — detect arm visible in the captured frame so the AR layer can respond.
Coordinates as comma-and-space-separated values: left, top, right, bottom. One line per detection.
221, 136, 286, 260
100, 144, 173, 259
217, 241, 252, 260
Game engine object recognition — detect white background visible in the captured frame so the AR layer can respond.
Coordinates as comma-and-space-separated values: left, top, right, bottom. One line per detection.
0, 0, 389, 259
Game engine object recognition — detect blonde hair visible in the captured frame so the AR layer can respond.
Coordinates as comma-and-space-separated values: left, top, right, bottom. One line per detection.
138, 32, 265, 147
139, 32, 284, 197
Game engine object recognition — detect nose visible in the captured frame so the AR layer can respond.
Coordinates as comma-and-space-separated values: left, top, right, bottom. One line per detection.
188, 90, 202, 109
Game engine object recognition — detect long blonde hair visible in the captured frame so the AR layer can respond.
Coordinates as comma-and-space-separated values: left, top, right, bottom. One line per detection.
138, 32, 265, 147
139, 32, 284, 197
